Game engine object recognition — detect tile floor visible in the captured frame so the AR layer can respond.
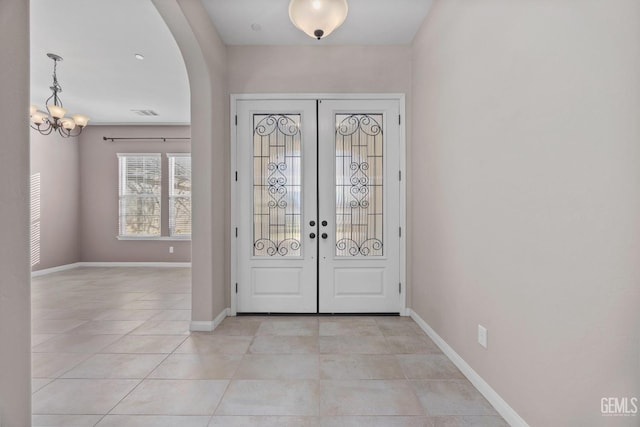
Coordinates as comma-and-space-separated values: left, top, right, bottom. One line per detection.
31, 267, 508, 427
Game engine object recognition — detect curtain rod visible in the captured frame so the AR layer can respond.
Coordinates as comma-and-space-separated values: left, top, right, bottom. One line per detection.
103, 137, 191, 142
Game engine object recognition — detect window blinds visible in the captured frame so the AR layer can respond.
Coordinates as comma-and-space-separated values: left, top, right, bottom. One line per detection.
168, 153, 192, 237
118, 153, 162, 237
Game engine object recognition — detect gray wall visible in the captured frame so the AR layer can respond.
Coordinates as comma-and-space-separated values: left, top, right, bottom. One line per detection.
411, 0, 640, 424
30, 130, 80, 271
0, 0, 31, 425
79, 125, 191, 263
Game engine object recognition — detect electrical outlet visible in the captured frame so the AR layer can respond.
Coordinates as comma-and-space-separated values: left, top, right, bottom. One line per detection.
169, 246, 174, 254
478, 324, 488, 349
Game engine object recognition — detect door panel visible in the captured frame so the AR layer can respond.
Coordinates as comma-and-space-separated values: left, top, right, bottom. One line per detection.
318, 100, 401, 313
237, 100, 318, 313
236, 98, 401, 314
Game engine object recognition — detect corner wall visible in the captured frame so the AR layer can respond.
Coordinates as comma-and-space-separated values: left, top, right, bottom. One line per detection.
0, 0, 31, 424
411, 0, 640, 424
30, 130, 80, 271
78, 125, 191, 263
153, 0, 229, 325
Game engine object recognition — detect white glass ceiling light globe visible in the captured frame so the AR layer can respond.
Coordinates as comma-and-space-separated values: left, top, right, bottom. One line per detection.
289, 0, 348, 40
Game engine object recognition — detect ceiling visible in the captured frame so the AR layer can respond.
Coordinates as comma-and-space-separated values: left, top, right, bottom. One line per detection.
30, 0, 433, 125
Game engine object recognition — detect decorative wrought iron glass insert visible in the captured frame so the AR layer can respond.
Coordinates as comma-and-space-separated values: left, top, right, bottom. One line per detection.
253, 114, 302, 257
335, 114, 384, 257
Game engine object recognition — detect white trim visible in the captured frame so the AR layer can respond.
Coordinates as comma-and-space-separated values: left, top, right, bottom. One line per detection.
78, 262, 191, 268
190, 308, 229, 332
409, 309, 529, 427
116, 236, 191, 241
31, 262, 81, 277
32, 262, 192, 277
230, 93, 407, 315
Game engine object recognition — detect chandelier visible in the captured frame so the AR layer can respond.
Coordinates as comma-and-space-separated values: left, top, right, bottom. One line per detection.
30, 53, 89, 138
289, 0, 348, 40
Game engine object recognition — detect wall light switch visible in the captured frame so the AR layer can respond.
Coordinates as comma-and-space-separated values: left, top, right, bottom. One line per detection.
169, 246, 174, 254
478, 324, 488, 349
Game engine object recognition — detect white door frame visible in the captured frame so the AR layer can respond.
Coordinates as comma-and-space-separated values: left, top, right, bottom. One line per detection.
230, 93, 408, 316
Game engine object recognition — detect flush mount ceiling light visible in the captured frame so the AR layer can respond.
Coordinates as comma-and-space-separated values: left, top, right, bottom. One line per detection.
30, 53, 89, 138
289, 0, 348, 40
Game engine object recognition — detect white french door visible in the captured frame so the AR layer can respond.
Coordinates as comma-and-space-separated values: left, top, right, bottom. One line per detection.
235, 97, 402, 313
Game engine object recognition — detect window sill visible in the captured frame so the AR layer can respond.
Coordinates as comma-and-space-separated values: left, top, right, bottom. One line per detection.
117, 236, 191, 242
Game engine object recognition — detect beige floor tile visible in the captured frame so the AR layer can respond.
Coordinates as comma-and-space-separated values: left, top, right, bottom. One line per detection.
319, 320, 382, 337
385, 336, 441, 354
215, 380, 319, 416
95, 415, 211, 427
250, 336, 318, 354
130, 320, 191, 335
94, 309, 163, 321
32, 414, 104, 426
430, 415, 510, 427
319, 336, 390, 354
375, 318, 426, 336
175, 335, 253, 354
256, 319, 319, 336
61, 353, 166, 379
32, 334, 57, 347
32, 379, 140, 414
412, 380, 498, 416
398, 354, 465, 380
320, 354, 405, 380
209, 416, 320, 426
32, 378, 54, 393
149, 353, 243, 379
212, 317, 262, 336
121, 300, 180, 310
320, 416, 432, 427
112, 379, 229, 415
235, 354, 319, 380
32, 318, 88, 334
32, 334, 124, 353
66, 320, 146, 335
29, 268, 508, 426
32, 352, 91, 378
100, 335, 187, 354
320, 380, 425, 416
151, 309, 192, 321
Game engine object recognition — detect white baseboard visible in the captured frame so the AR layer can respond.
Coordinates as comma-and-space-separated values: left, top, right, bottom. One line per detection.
32, 262, 192, 277
409, 309, 529, 427
190, 308, 229, 332
31, 263, 81, 277
78, 262, 191, 268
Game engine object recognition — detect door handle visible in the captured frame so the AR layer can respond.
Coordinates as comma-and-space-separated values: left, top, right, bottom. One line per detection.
310, 233, 316, 239
321, 233, 328, 239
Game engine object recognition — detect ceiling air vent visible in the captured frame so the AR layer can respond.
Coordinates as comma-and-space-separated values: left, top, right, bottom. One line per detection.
131, 109, 159, 116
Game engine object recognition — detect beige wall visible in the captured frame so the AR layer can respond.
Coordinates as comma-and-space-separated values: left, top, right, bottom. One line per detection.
411, 0, 640, 424
153, 0, 229, 324
0, 0, 31, 425
227, 45, 412, 95
30, 130, 80, 271
79, 125, 191, 263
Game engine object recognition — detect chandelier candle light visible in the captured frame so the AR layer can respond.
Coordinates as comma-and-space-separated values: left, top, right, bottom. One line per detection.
30, 53, 89, 137
289, 0, 348, 40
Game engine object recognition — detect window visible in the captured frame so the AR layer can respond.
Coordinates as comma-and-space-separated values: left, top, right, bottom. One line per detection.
167, 153, 192, 237
118, 154, 161, 237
